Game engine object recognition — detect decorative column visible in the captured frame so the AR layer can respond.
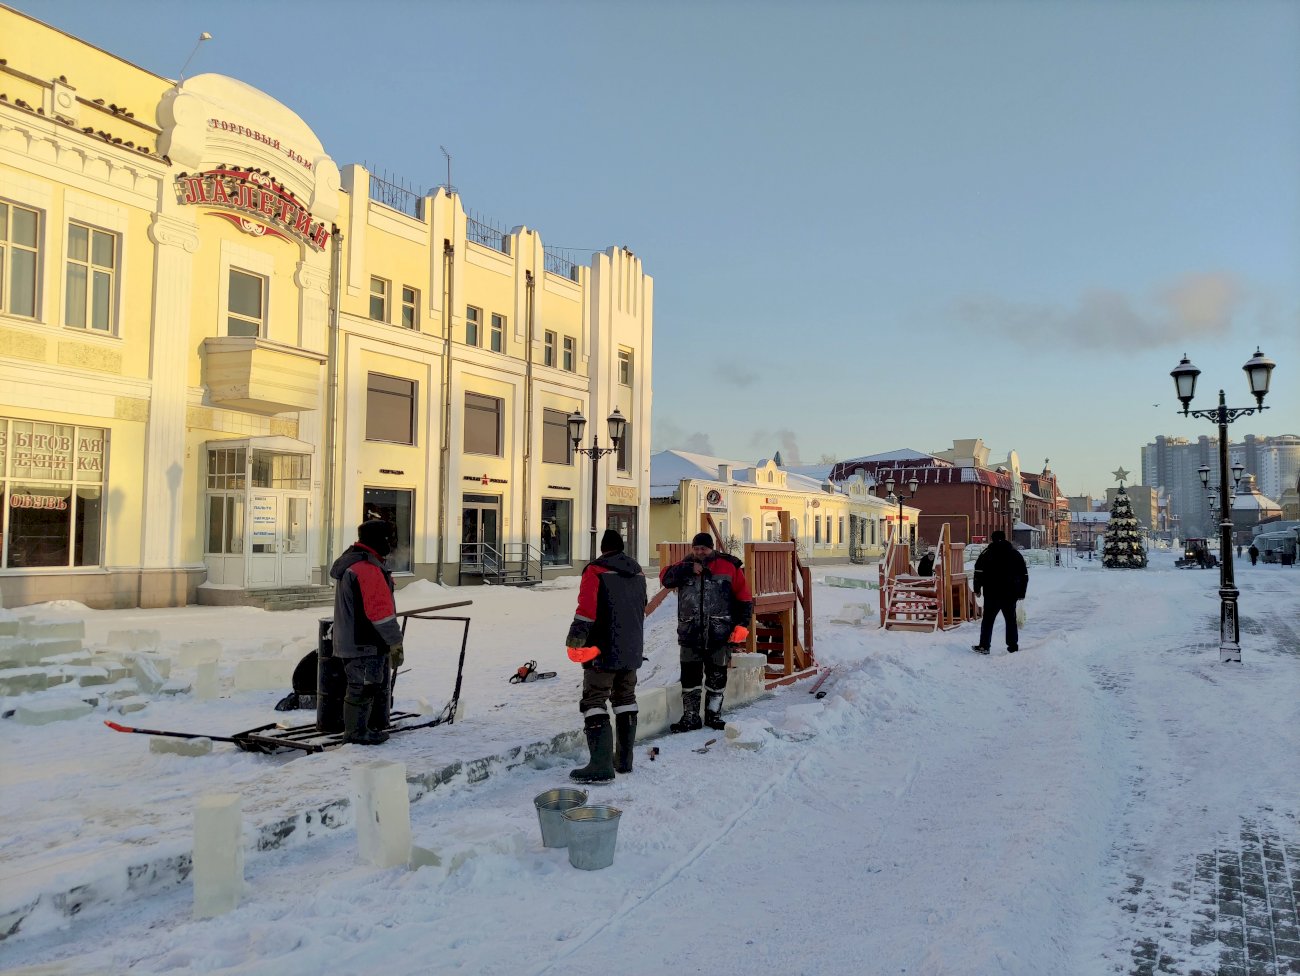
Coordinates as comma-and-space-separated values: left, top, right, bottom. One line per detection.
142, 214, 199, 571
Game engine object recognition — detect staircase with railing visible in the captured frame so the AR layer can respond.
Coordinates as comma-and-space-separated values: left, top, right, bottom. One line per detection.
459, 542, 543, 586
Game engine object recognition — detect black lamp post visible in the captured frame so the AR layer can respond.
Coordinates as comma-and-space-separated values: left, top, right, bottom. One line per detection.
884, 473, 920, 554
1171, 347, 1276, 663
568, 407, 627, 562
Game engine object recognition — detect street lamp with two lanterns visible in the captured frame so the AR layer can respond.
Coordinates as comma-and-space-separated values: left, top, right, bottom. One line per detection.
882, 473, 919, 553
1169, 347, 1276, 663
567, 407, 627, 562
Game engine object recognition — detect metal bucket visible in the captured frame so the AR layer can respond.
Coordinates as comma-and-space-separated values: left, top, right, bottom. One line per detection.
562, 804, 622, 870
533, 788, 588, 848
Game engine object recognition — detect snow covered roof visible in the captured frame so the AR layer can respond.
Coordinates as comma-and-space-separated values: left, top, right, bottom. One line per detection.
1071, 512, 1111, 524
649, 450, 835, 499
838, 448, 940, 466
1014, 521, 1036, 531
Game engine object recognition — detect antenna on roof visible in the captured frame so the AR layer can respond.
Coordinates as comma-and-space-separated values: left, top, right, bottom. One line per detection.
178, 32, 213, 84
439, 145, 453, 195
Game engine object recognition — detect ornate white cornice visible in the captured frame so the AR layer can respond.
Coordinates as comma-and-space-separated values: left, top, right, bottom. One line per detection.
148, 213, 200, 253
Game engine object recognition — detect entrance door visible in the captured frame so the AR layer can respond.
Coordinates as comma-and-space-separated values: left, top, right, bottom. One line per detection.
460, 494, 501, 569
247, 494, 280, 587
606, 505, 637, 557
281, 495, 310, 585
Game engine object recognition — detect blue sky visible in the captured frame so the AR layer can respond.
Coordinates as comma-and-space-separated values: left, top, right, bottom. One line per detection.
18, 0, 1299, 497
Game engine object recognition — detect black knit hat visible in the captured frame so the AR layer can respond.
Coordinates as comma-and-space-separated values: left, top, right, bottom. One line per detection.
600, 528, 625, 554
691, 532, 714, 548
358, 520, 392, 555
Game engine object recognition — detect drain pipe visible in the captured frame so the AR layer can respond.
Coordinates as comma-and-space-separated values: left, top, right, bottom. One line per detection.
521, 269, 535, 572
436, 237, 454, 584
321, 226, 343, 582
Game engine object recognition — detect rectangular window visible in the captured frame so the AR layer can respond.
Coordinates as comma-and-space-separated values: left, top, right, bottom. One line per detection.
541, 498, 572, 566
618, 348, 633, 386
464, 392, 503, 456
466, 305, 481, 346
365, 373, 416, 445
65, 222, 117, 332
363, 486, 414, 574
839, 516, 845, 545
616, 421, 632, 473
227, 269, 265, 337
542, 408, 573, 465
1, 201, 41, 318
0, 419, 106, 568
369, 276, 389, 322
815, 516, 822, 544
400, 286, 418, 330
206, 494, 245, 555
490, 313, 504, 353
562, 336, 575, 372
543, 331, 556, 367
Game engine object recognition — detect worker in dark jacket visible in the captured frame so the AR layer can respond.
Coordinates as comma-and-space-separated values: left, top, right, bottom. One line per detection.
565, 529, 648, 783
329, 520, 404, 744
971, 530, 1029, 655
660, 532, 753, 732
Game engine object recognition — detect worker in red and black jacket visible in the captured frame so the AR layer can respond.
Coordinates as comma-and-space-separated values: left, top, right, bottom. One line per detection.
329, 520, 404, 745
565, 529, 647, 784
659, 532, 753, 732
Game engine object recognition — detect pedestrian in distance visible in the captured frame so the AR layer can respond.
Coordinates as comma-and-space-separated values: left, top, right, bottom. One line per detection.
1248, 543, 1259, 566
565, 529, 647, 784
917, 549, 936, 577
971, 529, 1029, 655
329, 520, 404, 745
659, 532, 754, 732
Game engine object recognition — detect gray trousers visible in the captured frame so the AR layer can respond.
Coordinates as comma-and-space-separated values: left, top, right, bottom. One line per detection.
579, 668, 638, 720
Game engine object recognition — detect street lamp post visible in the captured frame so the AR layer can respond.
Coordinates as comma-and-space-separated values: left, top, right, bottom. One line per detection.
1170, 348, 1276, 663
884, 474, 920, 554
567, 407, 627, 563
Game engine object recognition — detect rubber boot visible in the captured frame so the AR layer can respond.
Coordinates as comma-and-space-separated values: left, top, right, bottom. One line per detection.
570, 715, 615, 784
703, 689, 726, 731
614, 712, 637, 774
669, 688, 703, 734
343, 695, 388, 745
369, 684, 391, 733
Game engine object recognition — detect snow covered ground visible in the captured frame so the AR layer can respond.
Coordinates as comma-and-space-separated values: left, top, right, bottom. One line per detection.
1, 553, 1297, 975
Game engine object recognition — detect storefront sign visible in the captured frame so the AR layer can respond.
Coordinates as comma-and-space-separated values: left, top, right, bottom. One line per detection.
174, 168, 331, 251
378, 468, 405, 475
608, 485, 637, 504
972, 535, 987, 543
208, 118, 314, 171
759, 505, 782, 511
251, 499, 277, 542
9, 494, 68, 510
464, 474, 507, 485
706, 506, 727, 514
705, 489, 724, 506
546, 484, 571, 491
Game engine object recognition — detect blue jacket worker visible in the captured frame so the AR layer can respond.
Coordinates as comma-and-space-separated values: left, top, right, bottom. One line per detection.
565, 529, 647, 784
329, 520, 403, 745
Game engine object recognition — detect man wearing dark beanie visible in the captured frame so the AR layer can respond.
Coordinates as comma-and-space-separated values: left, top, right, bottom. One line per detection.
659, 531, 753, 732
328, 520, 404, 745
564, 528, 647, 782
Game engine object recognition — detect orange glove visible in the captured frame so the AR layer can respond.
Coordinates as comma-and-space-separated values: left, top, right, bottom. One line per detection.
567, 646, 600, 664
729, 625, 749, 644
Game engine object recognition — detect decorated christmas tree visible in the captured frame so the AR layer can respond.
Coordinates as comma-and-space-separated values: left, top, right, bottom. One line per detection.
1103, 480, 1148, 569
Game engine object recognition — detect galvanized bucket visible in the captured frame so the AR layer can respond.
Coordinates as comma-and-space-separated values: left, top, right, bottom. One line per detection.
533, 788, 588, 848
562, 804, 622, 870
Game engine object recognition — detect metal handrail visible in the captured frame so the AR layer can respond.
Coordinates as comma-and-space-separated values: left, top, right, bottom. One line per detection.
459, 541, 542, 584
466, 214, 511, 255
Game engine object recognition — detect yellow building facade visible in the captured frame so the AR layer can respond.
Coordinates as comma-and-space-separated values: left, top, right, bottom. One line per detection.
648, 452, 908, 564
0, 9, 652, 608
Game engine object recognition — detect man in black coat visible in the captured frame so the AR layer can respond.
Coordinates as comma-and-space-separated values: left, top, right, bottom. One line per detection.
972, 530, 1029, 655
565, 529, 647, 783
659, 532, 754, 732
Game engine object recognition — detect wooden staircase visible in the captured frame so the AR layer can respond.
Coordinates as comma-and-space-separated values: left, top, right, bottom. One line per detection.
878, 523, 979, 633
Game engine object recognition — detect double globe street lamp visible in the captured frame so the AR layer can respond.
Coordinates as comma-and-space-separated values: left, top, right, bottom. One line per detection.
884, 474, 919, 553
1170, 347, 1276, 663
567, 407, 627, 562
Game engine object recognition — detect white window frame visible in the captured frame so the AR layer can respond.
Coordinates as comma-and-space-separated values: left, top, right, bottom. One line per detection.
562, 335, 575, 372
226, 268, 267, 338
618, 348, 633, 386
466, 305, 481, 346
218, 240, 274, 341
64, 221, 118, 333
400, 285, 418, 330
543, 331, 556, 367
489, 312, 505, 353
1, 199, 43, 321
369, 276, 389, 323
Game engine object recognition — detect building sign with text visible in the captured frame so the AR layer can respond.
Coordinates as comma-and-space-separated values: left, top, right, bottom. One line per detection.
174, 167, 331, 250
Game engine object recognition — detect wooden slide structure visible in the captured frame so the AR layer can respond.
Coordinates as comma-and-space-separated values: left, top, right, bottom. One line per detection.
878, 522, 980, 632
648, 513, 816, 689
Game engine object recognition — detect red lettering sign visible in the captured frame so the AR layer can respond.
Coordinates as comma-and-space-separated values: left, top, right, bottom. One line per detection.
173, 168, 330, 251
